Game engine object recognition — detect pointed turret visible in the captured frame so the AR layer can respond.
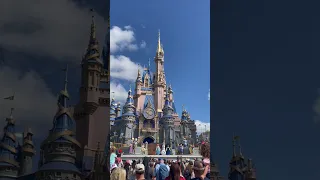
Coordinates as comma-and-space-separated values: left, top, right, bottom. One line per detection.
136, 67, 142, 83
162, 87, 174, 118
156, 30, 164, 57
181, 105, 188, 121
0, 108, 19, 178
122, 87, 135, 117
228, 136, 246, 180
110, 96, 117, 127
38, 65, 82, 179
19, 128, 35, 176
245, 159, 257, 180
116, 102, 121, 117
82, 12, 103, 65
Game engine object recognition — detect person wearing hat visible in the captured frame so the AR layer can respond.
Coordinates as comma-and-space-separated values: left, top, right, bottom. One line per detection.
135, 164, 145, 180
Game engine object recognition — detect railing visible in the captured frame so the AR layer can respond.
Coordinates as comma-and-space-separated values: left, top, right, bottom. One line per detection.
121, 155, 202, 160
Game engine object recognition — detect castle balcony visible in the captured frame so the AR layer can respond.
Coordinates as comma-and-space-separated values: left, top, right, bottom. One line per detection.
141, 128, 158, 133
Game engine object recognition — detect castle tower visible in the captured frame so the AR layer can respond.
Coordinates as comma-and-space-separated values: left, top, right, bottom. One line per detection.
121, 88, 136, 143
228, 136, 246, 180
110, 97, 117, 127
134, 68, 143, 109
245, 159, 257, 180
36, 65, 82, 180
154, 30, 166, 113
160, 87, 175, 145
74, 12, 109, 160
18, 128, 35, 176
0, 108, 19, 179
116, 102, 121, 117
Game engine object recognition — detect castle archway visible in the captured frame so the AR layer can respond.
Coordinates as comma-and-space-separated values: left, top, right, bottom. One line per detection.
143, 136, 155, 144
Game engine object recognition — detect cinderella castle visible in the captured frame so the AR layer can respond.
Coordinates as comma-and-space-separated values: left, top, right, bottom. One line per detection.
110, 31, 197, 148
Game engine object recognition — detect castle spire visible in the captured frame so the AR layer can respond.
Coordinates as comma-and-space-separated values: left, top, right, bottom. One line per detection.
90, 9, 96, 40
82, 8, 102, 65
238, 138, 243, 157
0, 107, 19, 170
156, 30, 164, 55
232, 134, 237, 157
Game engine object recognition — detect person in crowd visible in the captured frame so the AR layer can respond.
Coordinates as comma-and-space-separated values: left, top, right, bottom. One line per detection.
183, 161, 194, 180
124, 161, 130, 180
110, 147, 117, 167
148, 162, 155, 180
154, 158, 170, 180
135, 164, 146, 180
165, 162, 186, 180
116, 153, 123, 167
156, 144, 161, 155
128, 160, 137, 180
111, 167, 127, 180
200, 142, 210, 179
191, 160, 209, 180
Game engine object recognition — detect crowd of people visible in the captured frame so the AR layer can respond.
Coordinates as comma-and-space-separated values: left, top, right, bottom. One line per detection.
109, 142, 211, 180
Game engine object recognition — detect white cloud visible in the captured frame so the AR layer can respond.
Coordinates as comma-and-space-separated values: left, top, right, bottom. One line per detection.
194, 120, 210, 134
110, 26, 139, 53
0, 67, 56, 135
208, 89, 210, 100
140, 40, 147, 48
110, 55, 142, 82
141, 24, 146, 29
110, 82, 128, 104
0, 0, 107, 61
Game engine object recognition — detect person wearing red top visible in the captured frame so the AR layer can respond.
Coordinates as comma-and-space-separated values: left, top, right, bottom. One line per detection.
165, 163, 186, 180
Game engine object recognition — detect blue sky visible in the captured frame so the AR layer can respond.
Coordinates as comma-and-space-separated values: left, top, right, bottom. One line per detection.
110, 0, 210, 132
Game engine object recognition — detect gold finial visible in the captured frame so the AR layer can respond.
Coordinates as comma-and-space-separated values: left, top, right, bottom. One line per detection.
129, 84, 132, 92
182, 104, 185, 111
90, 8, 96, 39
148, 58, 151, 68
157, 29, 163, 53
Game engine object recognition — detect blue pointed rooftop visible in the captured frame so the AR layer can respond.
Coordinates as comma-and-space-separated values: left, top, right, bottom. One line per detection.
0, 109, 19, 167
124, 89, 134, 106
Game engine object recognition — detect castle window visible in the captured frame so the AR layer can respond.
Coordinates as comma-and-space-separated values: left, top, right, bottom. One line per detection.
56, 172, 61, 176
59, 144, 63, 147
73, 174, 77, 178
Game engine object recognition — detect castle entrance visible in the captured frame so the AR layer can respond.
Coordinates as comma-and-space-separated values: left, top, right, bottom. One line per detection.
143, 136, 155, 144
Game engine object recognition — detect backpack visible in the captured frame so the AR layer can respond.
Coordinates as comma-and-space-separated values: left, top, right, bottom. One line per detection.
158, 164, 169, 180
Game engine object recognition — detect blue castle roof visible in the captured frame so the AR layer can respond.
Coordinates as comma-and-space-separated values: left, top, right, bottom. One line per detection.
162, 88, 173, 118
122, 89, 135, 116
0, 109, 19, 168
142, 68, 153, 85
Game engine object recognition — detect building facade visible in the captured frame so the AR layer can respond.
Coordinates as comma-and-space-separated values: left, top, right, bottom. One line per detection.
110, 31, 197, 147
